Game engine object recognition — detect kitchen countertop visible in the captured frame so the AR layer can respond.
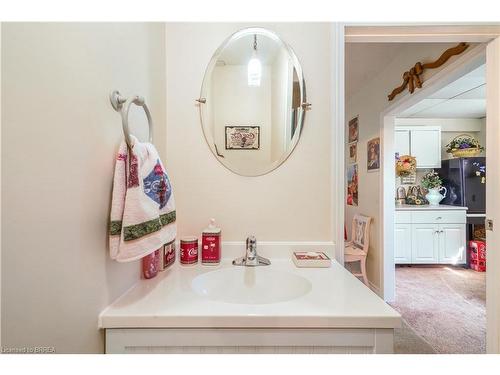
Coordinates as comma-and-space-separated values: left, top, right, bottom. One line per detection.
99, 258, 401, 330
395, 204, 468, 211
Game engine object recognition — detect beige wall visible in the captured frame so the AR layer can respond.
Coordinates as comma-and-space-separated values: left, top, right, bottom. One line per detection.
1, 23, 166, 353
166, 23, 333, 241
345, 43, 460, 290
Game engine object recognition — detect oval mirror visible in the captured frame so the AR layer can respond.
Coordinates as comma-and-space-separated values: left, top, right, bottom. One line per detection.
199, 28, 308, 176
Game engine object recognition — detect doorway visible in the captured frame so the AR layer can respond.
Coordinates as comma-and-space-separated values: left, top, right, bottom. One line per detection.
391, 57, 486, 353
343, 25, 500, 353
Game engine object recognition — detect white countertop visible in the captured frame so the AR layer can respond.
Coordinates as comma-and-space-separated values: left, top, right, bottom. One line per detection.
99, 259, 401, 330
395, 204, 468, 211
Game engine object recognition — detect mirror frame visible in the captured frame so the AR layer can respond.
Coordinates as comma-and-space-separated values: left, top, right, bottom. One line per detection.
198, 27, 309, 177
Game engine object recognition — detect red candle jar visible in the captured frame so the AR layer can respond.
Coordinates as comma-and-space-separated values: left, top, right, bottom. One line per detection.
142, 249, 161, 279
180, 237, 198, 265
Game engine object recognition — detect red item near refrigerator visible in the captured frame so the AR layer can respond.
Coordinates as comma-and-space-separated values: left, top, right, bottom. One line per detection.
469, 240, 486, 272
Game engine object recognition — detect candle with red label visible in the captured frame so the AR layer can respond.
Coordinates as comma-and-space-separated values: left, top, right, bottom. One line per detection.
164, 240, 176, 268
180, 237, 198, 265
201, 218, 221, 265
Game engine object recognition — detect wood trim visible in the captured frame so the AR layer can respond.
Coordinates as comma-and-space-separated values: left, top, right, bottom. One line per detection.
422, 42, 470, 69
388, 43, 470, 101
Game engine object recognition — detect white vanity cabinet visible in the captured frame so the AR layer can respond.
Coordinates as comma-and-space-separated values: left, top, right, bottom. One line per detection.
100, 256, 401, 354
394, 207, 466, 264
395, 126, 441, 169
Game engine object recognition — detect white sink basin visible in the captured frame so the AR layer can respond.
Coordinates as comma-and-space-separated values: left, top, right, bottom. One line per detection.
191, 267, 312, 305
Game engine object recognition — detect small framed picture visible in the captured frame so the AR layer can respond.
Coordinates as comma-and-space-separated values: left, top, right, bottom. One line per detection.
367, 137, 380, 172
346, 164, 358, 206
348, 142, 357, 164
225, 126, 260, 150
348, 116, 359, 143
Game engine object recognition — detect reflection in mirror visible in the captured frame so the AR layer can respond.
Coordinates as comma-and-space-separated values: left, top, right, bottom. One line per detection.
199, 28, 307, 176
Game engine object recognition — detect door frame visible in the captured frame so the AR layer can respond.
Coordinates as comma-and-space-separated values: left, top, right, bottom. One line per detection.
343, 25, 500, 353
381, 43, 486, 301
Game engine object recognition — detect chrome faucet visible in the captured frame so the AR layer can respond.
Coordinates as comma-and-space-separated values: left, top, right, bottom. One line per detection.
232, 236, 271, 266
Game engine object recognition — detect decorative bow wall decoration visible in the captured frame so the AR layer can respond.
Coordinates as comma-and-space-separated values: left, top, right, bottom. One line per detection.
387, 42, 470, 101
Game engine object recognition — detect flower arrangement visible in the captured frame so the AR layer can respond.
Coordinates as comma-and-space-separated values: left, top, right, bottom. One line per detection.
421, 170, 443, 190
395, 155, 417, 176
445, 134, 484, 157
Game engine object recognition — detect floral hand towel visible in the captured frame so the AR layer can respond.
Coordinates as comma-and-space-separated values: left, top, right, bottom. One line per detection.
109, 136, 176, 262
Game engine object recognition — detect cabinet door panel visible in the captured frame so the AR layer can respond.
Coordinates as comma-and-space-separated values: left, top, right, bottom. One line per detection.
394, 130, 410, 157
411, 224, 439, 263
439, 224, 466, 264
395, 224, 412, 264
410, 129, 441, 169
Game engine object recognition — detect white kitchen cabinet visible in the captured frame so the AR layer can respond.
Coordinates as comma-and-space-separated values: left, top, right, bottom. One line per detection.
394, 208, 466, 265
395, 126, 441, 169
394, 224, 412, 264
410, 128, 441, 168
394, 129, 410, 157
439, 224, 466, 264
412, 224, 440, 263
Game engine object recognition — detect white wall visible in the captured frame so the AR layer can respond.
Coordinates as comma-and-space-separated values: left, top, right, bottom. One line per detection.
166, 23, 333, 241
1, 23, 166, 353
345, 42, 461, 290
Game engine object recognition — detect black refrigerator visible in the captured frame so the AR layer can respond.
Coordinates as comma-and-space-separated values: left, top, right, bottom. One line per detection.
437, 157, 486, 214
436, 157, 486, 267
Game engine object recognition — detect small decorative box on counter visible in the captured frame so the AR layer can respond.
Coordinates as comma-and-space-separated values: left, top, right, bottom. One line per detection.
292, 251, 331, 268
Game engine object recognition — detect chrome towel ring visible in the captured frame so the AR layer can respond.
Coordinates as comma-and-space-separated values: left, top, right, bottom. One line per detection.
110, 90, 153, 149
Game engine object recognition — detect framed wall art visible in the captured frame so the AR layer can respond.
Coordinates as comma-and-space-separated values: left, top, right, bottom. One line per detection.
348, 142, 357, 164
347, 164, 358, 206
225, 126, 260, 150
348, 116, 359, 143
367, 137, 380, 172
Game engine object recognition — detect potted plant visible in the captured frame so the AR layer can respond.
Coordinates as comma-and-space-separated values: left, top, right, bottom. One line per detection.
445, 134, 484, 157
421, 170, 447, 206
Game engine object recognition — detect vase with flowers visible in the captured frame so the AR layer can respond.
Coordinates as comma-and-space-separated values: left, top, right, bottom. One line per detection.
421, 170, 447, 206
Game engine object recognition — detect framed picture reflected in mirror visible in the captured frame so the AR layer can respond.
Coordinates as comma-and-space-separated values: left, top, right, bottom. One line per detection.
225, 126, 260, 150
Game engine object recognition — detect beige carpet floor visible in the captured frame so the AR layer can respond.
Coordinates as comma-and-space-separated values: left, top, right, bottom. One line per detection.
390, 265, 486, 354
